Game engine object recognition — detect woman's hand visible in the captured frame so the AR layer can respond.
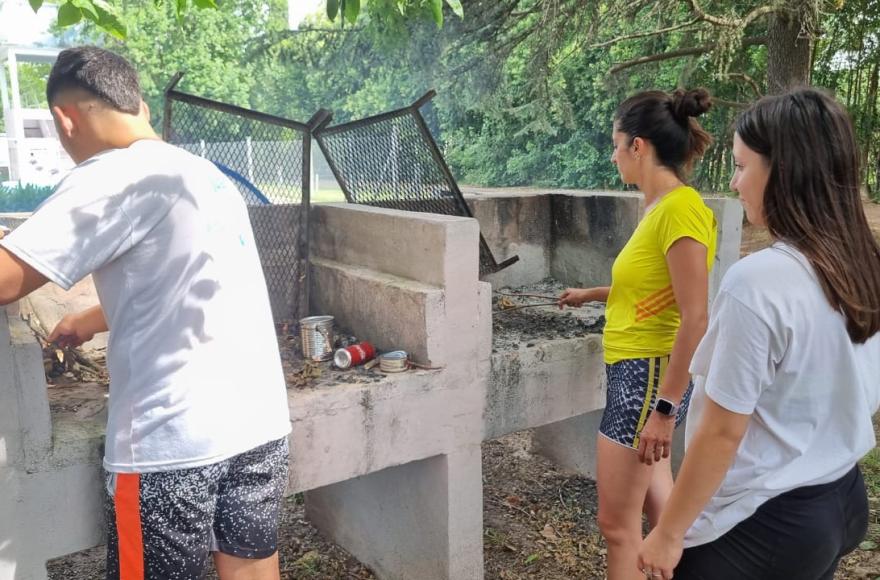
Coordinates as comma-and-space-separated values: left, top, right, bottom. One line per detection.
637, 411, 675, 464
558, 288, 592, 309
638, 526, 683, 580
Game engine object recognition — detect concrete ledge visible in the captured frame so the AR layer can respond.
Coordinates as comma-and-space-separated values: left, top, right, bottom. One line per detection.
288, 369, 481, 493
310, 257, 443, 365
311, 204, 479, 287
485, 335, 606, 440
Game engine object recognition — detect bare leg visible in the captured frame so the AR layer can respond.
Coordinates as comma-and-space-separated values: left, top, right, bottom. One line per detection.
597, 435, 655, 580
214, 551, 281, 580
643, 458, 674, 529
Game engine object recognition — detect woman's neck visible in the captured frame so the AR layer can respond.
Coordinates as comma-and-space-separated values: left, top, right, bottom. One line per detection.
639, 169, 685, 209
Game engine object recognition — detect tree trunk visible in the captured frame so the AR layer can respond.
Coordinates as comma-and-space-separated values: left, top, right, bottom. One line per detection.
766, 10, 813, 94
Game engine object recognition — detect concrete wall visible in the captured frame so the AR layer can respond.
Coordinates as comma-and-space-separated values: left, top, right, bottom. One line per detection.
469, 192, 642, 289
469, 191, 741, 295
0, 305, 105, 580
468, 196, 552, 288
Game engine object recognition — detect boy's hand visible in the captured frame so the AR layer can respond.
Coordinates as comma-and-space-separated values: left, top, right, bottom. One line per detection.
48, 313, 95, 348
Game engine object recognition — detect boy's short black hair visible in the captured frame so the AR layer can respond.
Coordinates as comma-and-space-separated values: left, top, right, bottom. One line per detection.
46, 46, 141, 114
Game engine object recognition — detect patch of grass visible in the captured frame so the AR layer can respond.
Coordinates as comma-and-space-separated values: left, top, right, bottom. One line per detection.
484, 526, 510, 548
862, 447, 880, 497
287, 550, 323, 577
0, 182, 54, 212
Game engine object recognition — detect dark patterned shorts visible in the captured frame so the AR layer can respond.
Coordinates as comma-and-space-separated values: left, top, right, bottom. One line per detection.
104, 437, 289, 579
599, 356, 692, 450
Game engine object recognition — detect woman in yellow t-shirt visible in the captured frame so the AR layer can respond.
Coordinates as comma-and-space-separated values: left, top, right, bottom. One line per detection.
558, 89, 717, 580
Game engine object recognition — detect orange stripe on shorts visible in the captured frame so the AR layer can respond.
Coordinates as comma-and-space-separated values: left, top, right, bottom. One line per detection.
114, 473, 145, 580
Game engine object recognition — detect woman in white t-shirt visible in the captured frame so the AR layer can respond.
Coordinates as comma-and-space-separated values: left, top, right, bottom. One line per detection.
637, 87, 880, 580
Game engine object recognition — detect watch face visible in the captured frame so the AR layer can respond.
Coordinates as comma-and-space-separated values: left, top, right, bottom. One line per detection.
655, 399, 675, 416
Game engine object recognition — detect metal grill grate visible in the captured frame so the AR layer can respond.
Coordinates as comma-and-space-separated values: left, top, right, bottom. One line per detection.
313, 91, 518, 278
163, 73, 314, 323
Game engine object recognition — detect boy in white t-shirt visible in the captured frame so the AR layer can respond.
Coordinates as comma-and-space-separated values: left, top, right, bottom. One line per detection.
0, 46, 291, 579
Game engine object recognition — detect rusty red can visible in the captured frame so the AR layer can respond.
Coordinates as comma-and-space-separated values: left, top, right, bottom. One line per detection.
334, 341, 376, 369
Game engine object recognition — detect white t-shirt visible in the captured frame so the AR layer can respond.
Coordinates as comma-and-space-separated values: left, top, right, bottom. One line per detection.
684, 241, 880, 547
2, 139, 291, 473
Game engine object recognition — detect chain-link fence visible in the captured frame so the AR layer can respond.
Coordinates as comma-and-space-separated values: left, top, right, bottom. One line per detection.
163, 73, 314, 323
313, 91, 518, 278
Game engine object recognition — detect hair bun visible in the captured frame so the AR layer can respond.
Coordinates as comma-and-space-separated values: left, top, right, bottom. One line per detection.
671, 88, 712, 120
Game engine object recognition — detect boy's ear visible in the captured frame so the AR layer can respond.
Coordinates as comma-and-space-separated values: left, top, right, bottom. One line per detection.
51, 104, 77, 139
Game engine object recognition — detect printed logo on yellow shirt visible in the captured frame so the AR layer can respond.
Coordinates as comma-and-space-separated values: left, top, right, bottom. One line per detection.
635, 284, 676, 322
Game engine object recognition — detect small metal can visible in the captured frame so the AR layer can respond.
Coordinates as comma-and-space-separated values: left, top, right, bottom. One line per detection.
334, 341, 376, 369
378, 350, 409, 373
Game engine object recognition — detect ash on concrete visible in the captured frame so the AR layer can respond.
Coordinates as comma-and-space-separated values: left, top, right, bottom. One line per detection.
492, 278, 605, 352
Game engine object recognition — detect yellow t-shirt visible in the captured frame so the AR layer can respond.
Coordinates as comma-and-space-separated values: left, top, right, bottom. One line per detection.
603, 186, 717, 364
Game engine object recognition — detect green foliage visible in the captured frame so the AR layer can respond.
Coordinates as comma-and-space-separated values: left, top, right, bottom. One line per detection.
812, 0, 880, 200
47, 0, 879, 198
30, 0, 462, 38
73, 0, 290, 131
0, 183, 55, 213
30, 0, 128, 38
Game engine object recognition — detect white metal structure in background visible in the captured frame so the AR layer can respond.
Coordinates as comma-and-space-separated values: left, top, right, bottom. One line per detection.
0, 44, 73, 185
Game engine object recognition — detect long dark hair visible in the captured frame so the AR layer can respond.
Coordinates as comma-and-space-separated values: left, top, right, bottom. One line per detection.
736, 87, 880, 343
615, 88, 713, 179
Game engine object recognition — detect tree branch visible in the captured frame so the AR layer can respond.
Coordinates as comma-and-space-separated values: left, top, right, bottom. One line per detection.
713, 98, 750, 108
684, 0, 786, 28
610, 46, 710, 74
609, 37, 767, 75
590, 17, 702, 49
724, 72, 763, 97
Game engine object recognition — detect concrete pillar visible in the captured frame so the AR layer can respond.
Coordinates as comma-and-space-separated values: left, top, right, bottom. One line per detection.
531, 408, 604, 479
703, 197, 744, 305
305, 445, 484, 580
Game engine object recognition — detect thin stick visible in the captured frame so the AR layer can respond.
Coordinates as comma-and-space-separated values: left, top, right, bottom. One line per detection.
494, 302, 559, 314
494, 291, 558, 301
26, 319, 105, 375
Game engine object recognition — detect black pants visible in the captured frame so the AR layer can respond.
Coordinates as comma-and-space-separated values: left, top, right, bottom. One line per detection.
676, 465, 868, 580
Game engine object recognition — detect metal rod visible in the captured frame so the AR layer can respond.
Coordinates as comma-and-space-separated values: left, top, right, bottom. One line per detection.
494, 291, 558, 301
166, 89, 310, 132
315, 99, 416, 135
411, 89, 437, 111
162, 71, 184, 140
313, 136, 357, 203
494, 302, 559, 314
299, 112, 325, 320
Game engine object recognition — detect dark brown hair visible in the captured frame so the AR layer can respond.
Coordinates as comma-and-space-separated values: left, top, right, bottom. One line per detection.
47, 46, 141, 114
736, 87, 880, 343
614, 88, 713, 178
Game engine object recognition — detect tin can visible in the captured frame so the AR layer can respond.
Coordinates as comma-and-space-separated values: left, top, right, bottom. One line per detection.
300, 315, 335, 361
334, 341, 376, 369
378, 350, 409, 373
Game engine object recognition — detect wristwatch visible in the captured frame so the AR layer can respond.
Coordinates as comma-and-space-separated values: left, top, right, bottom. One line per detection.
653, 397, 679, 417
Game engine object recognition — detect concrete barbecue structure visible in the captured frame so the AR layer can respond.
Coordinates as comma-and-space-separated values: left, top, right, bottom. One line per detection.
0, 189, 742, 580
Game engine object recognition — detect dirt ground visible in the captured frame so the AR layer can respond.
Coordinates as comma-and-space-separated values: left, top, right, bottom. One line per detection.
47, 199, 880, 579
